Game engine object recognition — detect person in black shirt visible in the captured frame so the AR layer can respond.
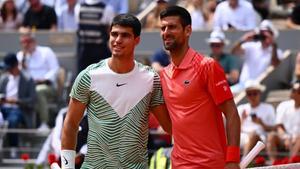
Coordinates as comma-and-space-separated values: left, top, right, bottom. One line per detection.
21, 0, 57, 30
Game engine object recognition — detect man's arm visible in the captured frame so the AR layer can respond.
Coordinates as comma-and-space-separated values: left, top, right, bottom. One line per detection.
270, 42, 280, 66
231, 31, 255, 56
151, 104, 172, 135
220, 99, 240, 147
61, 98, 86, 168
61, 98, 86, 150
219, 99, 241, 169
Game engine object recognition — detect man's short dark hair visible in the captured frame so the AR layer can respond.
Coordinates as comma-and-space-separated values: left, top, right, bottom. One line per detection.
159, 5, 192, 28
110, 14, 141, 37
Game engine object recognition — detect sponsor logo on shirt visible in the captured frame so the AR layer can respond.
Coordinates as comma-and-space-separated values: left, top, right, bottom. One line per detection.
216, 80, 227, 86
184, 80, 190, 85
116, 83, 127, 87
216, 80, 228, 91
62, 156, 68, 165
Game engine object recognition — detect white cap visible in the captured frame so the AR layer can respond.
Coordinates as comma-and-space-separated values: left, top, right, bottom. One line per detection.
245, 80, 266, 92
206, 30, 229, 44
259, 20, 279, 38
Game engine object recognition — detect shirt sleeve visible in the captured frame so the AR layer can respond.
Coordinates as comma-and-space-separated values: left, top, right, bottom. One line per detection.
69, 69, 91, 105
276, 48, 284, 60
150, 72, 164, 107
207, 60, 233, 105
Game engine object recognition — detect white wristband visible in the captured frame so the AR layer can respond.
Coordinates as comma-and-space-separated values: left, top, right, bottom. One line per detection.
61, 150, 76, 169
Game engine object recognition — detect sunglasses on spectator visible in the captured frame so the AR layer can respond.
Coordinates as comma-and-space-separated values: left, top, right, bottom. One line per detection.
210, 43, 223, 48
246, 91, 260, 97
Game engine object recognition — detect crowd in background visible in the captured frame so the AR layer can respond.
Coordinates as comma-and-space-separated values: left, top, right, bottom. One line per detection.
0, 0, 300, 167
0, 0, 300, 32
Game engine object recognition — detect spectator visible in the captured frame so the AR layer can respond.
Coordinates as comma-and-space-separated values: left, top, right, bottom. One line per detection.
286, 0, 300, 30
207, 29, 239, 85
231, 20, 284, 94
75, 0, 115, 73
213, 0, 260, 31
150, 48, 170, 72
0, 0, 23, 31
0, 53, 36, 148
237, 80, 275, 158
144, 0, 169, 30
16, 31, 60, 131
267, 80, 300, 163
58, 0, 78, 31
21, 0, 57, 31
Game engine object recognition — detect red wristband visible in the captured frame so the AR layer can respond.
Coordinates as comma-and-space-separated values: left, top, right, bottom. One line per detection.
226, 146, 240, 163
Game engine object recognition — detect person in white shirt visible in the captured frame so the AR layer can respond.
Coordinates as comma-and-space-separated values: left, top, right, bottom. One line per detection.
0, 53, 36, 149
213, 0, 260, 31
58, 0, 79, 31
267, 80, 300, 163
231, 20, 284, 94
237, 80, 276, 157
16, 31, 60, 131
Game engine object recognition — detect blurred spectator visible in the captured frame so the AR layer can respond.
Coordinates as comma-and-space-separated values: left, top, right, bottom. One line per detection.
101, 0, 129, 14
267, 80, 300, 163
76, 0, 114, 73
286, 0, 300, 30
0, 0, 23, 31
180, 0, 209, 30
207, 29, 239, 85
144, 0, 169, 30
230, 20, 284, 94
21, 0, 57, 31
237, 80, 275, 158
151, 48, 170, 72
58, 0, 78, 31
0, 53, 36, 148
36, 107, 88, 169
213, 0, 260, 31
16, 31, 60, 131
